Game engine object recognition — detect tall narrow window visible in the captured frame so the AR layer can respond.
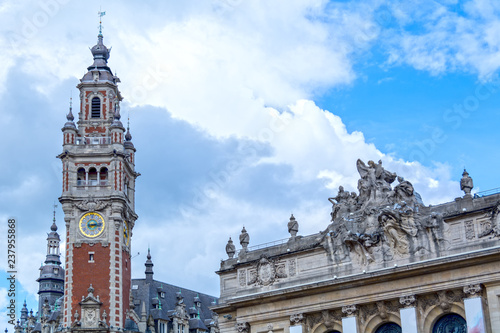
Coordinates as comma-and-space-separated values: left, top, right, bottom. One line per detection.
100, 167, 108, 185
77, 168, 85, 186
88, 167, 98, 186
91, 97, 101, 118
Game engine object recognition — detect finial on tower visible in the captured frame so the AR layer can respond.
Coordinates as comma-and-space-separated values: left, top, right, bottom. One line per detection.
51, 202, 58, 231
66, 94, 74, 122
125, 115, 132, 141
98, 8, 106, 37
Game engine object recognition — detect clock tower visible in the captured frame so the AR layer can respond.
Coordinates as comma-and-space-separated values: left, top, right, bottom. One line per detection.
58, 29, 138, 332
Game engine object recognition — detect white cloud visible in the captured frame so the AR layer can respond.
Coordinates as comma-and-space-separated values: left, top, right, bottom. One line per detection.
384, 0, 500, 79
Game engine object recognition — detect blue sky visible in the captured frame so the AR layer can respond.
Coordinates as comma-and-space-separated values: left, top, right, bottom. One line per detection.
1, 0, 500, 330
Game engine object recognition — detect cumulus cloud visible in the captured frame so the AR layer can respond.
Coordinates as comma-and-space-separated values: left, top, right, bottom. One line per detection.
384, 0, 500, 78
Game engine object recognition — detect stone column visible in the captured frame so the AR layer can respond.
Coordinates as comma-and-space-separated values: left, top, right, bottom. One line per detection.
289, 313, 304, 333
399, 295, 418, 333
463, 284, 486, 333
341, 305, 358, 333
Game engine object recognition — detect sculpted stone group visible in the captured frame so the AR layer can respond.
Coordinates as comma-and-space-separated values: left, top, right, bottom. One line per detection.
324, 159, 444, 266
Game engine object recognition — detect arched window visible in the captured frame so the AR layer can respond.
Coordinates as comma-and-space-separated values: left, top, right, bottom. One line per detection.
375, 323, 401, 333
100, 167, 108, 185
77, 168, 85, 186
91, 97, 101, 118
88, 167, 98, 186
432, 314, 466, 333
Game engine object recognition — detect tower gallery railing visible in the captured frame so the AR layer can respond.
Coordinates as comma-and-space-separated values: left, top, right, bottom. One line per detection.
76, 180, 109, 186
75, 136, 111, 145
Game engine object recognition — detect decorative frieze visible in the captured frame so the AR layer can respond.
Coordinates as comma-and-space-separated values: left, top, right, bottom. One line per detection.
74, 197, 110, 212
418, 289, 463, 312
359, 301, 398, 325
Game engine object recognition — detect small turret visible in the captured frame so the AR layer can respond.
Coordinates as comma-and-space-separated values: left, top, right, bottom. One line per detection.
36, 206, 64, 317
109, 103, 125, 145
62, 97, 77, 145
20, 301, 28, 326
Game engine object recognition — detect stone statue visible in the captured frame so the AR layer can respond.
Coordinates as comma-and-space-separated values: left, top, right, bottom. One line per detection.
379, 212, 410, 256
225, 237, 236, 258
239, 226, 249, 250
329, 186, 359, 221
288, 214, 299, 237
356, 159, 396, 204
392, 176, 415, 204
460, 169, 473, 197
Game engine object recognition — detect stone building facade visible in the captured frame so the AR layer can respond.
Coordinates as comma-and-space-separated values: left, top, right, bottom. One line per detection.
214, 160, 500, 333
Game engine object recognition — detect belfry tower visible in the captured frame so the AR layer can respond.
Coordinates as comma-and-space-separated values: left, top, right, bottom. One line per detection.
58, 25, 139, 332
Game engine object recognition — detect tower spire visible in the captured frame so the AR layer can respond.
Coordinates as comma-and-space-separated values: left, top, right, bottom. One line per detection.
145, 248, 154, 282
51, 202, 58, 231
125, 115, 132, 141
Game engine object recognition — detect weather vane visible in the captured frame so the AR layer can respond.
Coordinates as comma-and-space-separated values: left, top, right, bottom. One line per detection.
98, 8, 106, 35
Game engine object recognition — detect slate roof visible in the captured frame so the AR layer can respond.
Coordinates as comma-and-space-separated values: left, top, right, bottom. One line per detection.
131, 277, 218, 324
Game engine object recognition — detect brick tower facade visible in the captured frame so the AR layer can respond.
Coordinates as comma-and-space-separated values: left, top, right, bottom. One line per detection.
58, 30, 138, 332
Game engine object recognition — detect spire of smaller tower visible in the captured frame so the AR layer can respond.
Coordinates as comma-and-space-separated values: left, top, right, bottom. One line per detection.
145, 248, 154, 282
51, 202, 58, 232
66, 96, 74, 122
63, 95, 76, 130
125, 116, 132, 142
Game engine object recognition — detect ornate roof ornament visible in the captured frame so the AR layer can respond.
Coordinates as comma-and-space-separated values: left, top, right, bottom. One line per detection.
239, 226, 249, 251
225, 237, 236, 258
460, 169, 473, 197
288, 214, 298, 237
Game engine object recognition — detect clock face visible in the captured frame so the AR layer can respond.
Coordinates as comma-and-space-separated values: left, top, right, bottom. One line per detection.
123, 221, 130, 246
79, 212, 105, 238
